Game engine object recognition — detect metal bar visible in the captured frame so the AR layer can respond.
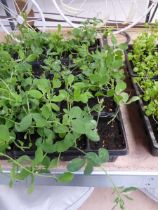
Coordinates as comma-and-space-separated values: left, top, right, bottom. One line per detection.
149, 3, 158, 22
0, 0, 15, 30
1, 170, 158, 187
146, 0, 153, 23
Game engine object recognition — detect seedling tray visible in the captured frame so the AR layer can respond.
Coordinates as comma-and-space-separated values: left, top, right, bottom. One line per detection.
10, 109, 128, 162
125, 47, 138, 77
126, 52, 158, 156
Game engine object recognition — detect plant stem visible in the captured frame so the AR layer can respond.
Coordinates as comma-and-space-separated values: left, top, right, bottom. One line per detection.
0, 152, 58, 180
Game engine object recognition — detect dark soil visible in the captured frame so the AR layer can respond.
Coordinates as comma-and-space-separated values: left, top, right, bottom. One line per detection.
89, 117, 126, 150
32, 60, 43, 78
88, 97, 117, 116
89, 39, 101, 53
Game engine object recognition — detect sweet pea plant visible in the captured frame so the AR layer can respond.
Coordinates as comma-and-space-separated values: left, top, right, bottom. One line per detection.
0, 21, 138, 192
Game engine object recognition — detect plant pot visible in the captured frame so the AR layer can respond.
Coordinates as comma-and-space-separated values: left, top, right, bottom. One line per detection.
88, 96, 118, 117
125, 48, 138, 77
88, 39, 102, 52
9, 109, 128, 162
126, 53, 158, 156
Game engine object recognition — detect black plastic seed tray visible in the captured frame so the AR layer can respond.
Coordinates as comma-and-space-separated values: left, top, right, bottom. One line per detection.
125, 48, 138, 77
126, 53, 158, 156
10, 109, 128, 162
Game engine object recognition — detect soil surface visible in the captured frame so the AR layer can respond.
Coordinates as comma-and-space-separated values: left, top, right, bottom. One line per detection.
88, 97, 117, 115
89, 117, 126, 150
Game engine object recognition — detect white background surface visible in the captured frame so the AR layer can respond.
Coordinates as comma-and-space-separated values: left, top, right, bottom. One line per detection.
0, 0, 153, 30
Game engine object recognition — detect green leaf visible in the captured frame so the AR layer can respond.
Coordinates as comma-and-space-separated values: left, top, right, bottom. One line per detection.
84, 161, 93, 175
107, 89, 115, 97
18, 49, 25, 60
28, 176, 35, 193
49, 158, 58, 169
69, 106, 82, 118
87, 130, 100, 142
51, 103, 60, 112
120, 92, 129, 103
26, 54, 37, 62
17, 155, 31, 164
54, 124, 69, 134
126, 96, 139, 104
63, 133, 76, 149
98, 148, 109, 162
9, 164, 16, 188
52, 90, 67, 102
36, 79, 50, 94
34, 147, 44, 164
41, 105, 51, 119
54, 141, 67, 153
33, 113, 47, 128
115, 82, 126, 94
86, 152, 101, 166
67, 158, 85, 172
16, 169, 30, 180
122, 187, 137, 193
42, 156, 50, 169
28, 90, 42, 99
72, 120, 85, 134
52, 79, 61, 89
57, 172, 74, 183
118, 43, 128, 50
67, 74, 74, 85
16, 114, 32, 132
0, 125, 10, 143
111, 34, 117, 45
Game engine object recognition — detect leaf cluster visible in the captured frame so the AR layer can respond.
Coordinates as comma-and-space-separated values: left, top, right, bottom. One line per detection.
129, 30, 158, 120
0, 21, 135, 185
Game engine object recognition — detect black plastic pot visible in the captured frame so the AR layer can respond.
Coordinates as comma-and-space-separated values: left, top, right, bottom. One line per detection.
10, 109, 128, 162
125, 49, 138, 77
88, 39, 102, 52
126, 52, 158, 156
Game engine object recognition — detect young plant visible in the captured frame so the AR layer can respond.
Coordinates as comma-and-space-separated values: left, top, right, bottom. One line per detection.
129, 29, 158, 121
0, 21, 137, 194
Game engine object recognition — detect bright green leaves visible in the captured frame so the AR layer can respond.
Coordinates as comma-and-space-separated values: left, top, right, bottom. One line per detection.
15, 114, 32, 132
114, 81, 139, 105
57, 172, 74, 183
67, 158, 85, 172
34, 147, 44, 164
67, 74, 74, 86
28, 90, 43, 99
32, 113, 47, 128
66, 148, 109, 176
0, 125, 11, 151
84, 161, 93, 175
49, 158, 58, 169
98, 148, 109, 162
115, 82, 126, 95
126, 96, 139, 104
67, 107, 99, 142
52, 79, 61, 89
41, 104, 51, 119
34, 79, 50, 94
52, 90, 68, 102
54, 124, 69, 134
73, 82, 93, 103
84, 149, 109, 175
53, 133, 75, 152
15, 112, 48, 132
0, 125, 10, 142
25, 54, 38, 62
0, 22, 136, 188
